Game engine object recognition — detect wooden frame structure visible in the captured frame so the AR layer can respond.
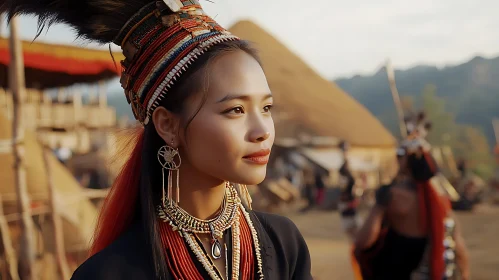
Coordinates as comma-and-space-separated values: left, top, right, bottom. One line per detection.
0, 15, 122, 279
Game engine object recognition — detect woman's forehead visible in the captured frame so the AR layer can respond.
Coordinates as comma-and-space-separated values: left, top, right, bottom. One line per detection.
206, 51, 271, 100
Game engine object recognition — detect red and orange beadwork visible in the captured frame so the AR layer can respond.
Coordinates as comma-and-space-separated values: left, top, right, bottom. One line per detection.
158, 210, 256, 280
115, 0, 239, 125
157, 184, 264, 279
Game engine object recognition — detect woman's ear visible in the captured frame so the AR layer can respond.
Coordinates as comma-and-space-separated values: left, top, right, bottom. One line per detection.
152, 106, 180, 148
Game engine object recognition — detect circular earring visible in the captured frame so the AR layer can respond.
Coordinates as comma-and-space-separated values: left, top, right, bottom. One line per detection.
157, 141, 182, 205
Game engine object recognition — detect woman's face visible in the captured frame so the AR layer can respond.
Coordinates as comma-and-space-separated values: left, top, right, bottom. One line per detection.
178, 50, 274, 185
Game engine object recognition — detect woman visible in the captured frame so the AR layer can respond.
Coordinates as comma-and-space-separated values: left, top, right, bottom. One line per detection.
2, 1, 312, 279
352, 135, 470, 280
300, 164, 317, 212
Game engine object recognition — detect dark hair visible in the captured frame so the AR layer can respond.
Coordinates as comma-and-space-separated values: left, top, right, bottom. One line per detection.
138, 40, 260, 279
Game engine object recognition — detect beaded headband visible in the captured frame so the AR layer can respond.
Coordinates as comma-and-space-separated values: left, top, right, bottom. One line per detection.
116, 0, 240, 125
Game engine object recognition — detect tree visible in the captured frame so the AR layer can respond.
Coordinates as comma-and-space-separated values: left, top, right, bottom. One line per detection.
421, 85, 458, 147
454, 125, 494, 178
420, 84, 493, 178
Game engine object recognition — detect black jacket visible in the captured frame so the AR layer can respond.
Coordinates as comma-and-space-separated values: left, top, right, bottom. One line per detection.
71, 211, 312, 280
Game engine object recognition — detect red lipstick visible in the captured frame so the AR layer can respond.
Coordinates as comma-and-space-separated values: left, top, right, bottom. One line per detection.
243, 149, 271, 165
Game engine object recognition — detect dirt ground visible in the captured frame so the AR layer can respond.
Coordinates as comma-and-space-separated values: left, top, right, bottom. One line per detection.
289, 204, 499, 280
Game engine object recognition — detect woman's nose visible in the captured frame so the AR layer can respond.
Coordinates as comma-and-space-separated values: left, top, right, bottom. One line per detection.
249, 130, 270, 143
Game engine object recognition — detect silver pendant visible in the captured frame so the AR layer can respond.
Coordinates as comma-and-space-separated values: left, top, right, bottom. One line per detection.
209, 223, 222, 259
211, 239, 222, 259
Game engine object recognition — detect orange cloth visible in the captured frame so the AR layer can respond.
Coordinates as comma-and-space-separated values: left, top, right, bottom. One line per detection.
351, 245, 363, 280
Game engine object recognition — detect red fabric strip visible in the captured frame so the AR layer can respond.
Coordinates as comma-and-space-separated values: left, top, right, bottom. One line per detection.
0, 49, 120, 75
417, 180, 450, 280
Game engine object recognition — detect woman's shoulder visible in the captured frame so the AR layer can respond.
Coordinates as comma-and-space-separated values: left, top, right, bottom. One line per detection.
71, 223, 154, 280
253, 211, 307, 251
252, 211, 313, 279
253, 211, 302, 236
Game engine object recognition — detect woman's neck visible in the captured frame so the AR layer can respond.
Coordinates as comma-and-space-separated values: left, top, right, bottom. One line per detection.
173, 164, 227, 220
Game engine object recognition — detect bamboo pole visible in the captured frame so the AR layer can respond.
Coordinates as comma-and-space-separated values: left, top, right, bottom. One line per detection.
9, 16, 38, 280
42, 148, 71, 280
493, 119, 499, 165
0, 194, 21, 280
386, 59, 407, 139
442, 145, 459, 178
492, 118, 499, 145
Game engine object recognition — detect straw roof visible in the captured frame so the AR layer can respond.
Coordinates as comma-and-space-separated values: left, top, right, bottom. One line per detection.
0, 113, 98, 249
229, 21, 396, 147
0, 37, 124, 89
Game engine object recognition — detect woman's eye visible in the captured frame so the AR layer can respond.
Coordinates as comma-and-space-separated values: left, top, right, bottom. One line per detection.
263, 105, 273, 113
226, 106, 244, 114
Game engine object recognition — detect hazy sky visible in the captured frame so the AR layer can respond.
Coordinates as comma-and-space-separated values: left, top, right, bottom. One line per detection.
2, 0, 498, 79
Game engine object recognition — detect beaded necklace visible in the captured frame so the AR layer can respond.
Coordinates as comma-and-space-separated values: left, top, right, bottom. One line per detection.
158, 183, 238, 259
157, 183, 264, 280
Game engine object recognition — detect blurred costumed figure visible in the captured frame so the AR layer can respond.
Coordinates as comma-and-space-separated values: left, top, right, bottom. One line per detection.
340, 112, 470, 280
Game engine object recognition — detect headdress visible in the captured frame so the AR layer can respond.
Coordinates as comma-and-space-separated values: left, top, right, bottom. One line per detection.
2, 0, 239, 125
399, 110, 432, 155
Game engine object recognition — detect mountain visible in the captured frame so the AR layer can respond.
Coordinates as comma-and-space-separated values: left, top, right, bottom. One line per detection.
335, 55, 499, 146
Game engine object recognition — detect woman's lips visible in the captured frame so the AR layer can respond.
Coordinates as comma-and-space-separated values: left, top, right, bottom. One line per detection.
243, 149, 271, 165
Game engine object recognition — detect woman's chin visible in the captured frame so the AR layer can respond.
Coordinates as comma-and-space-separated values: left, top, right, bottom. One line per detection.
233, 169, 267, 186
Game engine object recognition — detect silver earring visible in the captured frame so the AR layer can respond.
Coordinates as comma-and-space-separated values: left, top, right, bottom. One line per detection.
157, 140, 181, 206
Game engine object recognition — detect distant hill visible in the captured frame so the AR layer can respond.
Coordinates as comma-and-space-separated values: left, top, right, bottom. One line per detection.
335, 55, 499, 146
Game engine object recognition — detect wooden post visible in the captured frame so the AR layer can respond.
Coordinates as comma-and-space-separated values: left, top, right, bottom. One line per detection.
9, 16, 38, 280
386, 59, 407, 139
43, 90, 52, 104
57, 88, 65, 104
42, 148, 71, 280
89, 85, 97, 104
98, 81, 107, 107
0, 194, 20, 280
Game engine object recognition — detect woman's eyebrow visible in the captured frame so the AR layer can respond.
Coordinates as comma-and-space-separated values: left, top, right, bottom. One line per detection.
216, 93, 273, 103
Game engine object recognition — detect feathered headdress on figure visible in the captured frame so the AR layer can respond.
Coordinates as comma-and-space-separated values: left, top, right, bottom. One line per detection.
1, 0, 239, 125
398, 110, 436, 180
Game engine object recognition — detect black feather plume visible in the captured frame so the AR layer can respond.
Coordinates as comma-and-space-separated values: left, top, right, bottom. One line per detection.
0, 0, 155, 44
